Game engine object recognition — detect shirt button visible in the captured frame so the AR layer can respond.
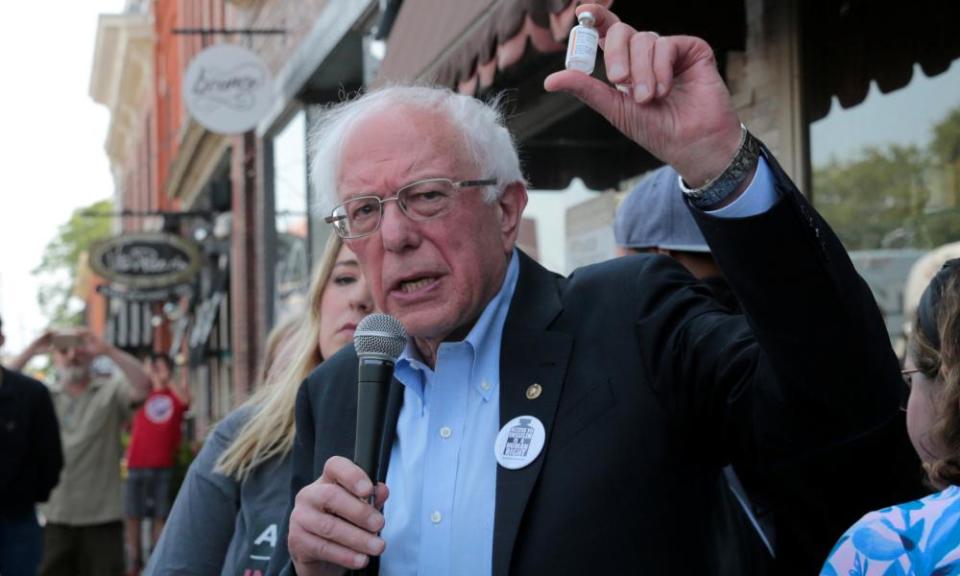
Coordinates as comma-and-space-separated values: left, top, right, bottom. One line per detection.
439, 426, 452, 439
430, 511, 442, 524
481, 380, 491, 391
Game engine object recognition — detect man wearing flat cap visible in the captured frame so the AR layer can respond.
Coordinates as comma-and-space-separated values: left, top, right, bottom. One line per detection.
616, 165, 740, 311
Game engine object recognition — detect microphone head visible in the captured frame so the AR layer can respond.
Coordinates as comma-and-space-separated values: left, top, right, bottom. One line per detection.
354, 313, 407, 361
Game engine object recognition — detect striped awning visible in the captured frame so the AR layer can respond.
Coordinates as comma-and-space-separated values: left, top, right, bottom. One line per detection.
804, 0, 960, 121
377, 0, 746, 95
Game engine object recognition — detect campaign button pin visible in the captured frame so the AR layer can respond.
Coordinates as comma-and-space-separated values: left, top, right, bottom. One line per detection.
495, 415, 545, 470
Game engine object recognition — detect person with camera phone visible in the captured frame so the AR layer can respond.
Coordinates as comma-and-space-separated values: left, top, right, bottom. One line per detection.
11, 327, 151, 576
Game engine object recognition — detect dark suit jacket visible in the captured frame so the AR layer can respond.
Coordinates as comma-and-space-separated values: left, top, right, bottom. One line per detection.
0, 366, 64, 518
270, 154, 924, 575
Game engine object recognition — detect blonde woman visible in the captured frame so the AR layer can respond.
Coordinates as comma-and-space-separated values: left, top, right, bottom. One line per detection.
146, 236, 373, 575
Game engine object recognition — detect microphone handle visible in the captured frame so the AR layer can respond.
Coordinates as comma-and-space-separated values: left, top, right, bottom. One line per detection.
354, 358, 394, 480
354, 357, 393, 576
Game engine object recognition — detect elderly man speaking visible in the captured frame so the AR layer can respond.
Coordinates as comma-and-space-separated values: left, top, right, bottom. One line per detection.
269, 4, 917, 575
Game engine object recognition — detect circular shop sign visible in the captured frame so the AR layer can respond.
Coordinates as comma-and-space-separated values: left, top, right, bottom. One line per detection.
183, 43, 274, 134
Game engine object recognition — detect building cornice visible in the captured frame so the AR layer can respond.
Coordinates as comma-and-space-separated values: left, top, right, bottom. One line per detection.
166, 118, 229, 210
89, 12, 154, 172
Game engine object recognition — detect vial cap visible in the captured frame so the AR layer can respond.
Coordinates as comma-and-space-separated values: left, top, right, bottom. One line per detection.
578, 11, 596, 27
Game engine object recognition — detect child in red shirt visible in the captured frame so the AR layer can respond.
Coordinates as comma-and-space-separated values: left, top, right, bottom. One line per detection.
123, 353, 189, 574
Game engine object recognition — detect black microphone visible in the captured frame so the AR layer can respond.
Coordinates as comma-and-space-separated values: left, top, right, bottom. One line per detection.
353, 313, 407, 488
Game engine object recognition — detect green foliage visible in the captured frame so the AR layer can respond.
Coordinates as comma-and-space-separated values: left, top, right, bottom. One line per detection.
931, 107, 960, 166
814, 105, 960, 251
33, 198, 114, 325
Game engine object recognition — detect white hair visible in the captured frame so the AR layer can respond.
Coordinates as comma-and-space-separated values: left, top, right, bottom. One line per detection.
309, 85, 525, 215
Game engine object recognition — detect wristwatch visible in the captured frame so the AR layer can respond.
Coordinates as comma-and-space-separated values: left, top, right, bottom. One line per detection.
678, 123, 760, 209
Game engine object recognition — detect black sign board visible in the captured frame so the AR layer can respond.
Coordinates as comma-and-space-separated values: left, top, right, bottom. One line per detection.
90, 232, 202, 289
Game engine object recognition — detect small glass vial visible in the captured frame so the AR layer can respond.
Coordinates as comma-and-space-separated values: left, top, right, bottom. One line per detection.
565, 11, 599, 75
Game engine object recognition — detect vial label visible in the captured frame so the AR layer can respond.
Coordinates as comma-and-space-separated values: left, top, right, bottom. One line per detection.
565, 25, 599, 75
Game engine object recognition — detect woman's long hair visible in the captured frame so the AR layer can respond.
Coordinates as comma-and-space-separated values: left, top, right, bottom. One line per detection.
910, 260, 960, 486
216, 235, 344, 480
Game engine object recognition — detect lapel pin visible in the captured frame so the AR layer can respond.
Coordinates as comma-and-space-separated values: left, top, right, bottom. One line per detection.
525, 383, 542, 400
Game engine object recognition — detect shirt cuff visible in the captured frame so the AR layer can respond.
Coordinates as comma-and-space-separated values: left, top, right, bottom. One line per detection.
704, 156, 776, 218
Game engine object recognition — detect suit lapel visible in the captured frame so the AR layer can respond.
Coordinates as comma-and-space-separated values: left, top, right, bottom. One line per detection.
375, 378, 404, 484
492, 252, 572, 576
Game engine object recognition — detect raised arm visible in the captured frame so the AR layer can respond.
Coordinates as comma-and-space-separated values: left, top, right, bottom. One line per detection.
9, 330, 54, 372
81, 329, 151, 403
545, 5, 916, 569
169, 359, 192, 407
545, 1, 903, 449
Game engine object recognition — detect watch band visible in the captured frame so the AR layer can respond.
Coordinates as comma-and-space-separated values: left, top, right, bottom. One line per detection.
678, 124, 761, 209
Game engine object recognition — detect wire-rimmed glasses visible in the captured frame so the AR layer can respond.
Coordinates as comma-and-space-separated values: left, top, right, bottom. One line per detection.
325, 178, 497, 239
900, 367, 921, 411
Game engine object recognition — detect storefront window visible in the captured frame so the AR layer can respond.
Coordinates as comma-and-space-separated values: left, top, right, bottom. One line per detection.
811, 61, 960, 352
271, 111, 310, 325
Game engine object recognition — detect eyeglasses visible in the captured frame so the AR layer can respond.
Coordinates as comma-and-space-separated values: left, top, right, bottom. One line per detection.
325, 178, 498, 240
900, 368, 921, 412
901, 367, 921, 387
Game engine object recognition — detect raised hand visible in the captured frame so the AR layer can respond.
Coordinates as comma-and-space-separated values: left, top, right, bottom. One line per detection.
27, 329, 55, 353
76, 327, 108, 357
544, 3, 743, 188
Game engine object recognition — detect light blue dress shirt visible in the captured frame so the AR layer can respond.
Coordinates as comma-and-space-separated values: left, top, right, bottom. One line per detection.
381, 251, 519, 576
379, 157, 777, 575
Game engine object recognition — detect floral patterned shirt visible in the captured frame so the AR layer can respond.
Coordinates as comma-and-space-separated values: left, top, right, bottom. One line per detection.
822, 485, 960, 575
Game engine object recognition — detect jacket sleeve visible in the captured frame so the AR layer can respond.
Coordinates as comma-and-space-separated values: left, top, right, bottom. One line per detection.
267, 379, 316, 576
635, 151, 902, 464
146, 417, 242, 575
632, 151, 923, 570
32, 382, 63, 503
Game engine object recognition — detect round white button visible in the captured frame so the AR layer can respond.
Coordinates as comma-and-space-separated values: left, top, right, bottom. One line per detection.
430, 511, 442, 524
494, 415, 546, 470
439, 426, 452, 439
480, 380, 491, 391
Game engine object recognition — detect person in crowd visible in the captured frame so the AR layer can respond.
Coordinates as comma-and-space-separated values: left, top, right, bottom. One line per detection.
615, 164, 740, 310
124, 352, 190, 575
12, 327, 150, 576
146, 235, 374, 576
615, 165, 775, 573
269, 5, 922, 574
822, 259, 960, 574
0, 314, 63, 576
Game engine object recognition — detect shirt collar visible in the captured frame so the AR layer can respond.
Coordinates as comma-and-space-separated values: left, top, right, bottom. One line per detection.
396, 250, 521, 399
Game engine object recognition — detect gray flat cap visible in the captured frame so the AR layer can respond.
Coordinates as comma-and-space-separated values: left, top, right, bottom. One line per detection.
614, 165, 710, 253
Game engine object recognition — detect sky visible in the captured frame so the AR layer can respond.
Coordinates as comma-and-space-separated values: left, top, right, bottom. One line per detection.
0, 1, 125, 353
810, 61, 960, 166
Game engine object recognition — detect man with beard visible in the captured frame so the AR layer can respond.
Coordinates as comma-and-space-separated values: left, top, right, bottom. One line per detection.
12, 328, 151, 576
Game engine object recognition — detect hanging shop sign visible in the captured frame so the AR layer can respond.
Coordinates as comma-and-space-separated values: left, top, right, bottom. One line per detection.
90, 233, 203, 289
183, 43, 274, 134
